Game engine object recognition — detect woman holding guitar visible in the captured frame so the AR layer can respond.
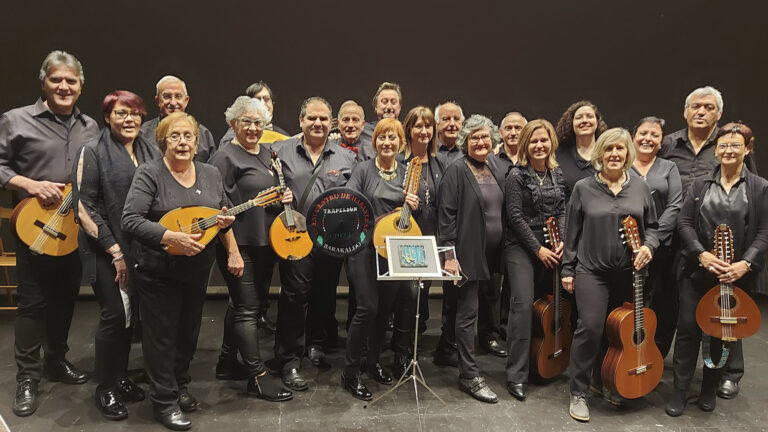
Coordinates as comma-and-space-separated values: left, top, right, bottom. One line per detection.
561, 128, 659, 422
208, 96, 294, 402
667, 122, 768, 416
343, 118, 419, 401
438, 115, 506, 404
121, 112, 240, 431
73, 91, 161, 420
503, 119, 567, 401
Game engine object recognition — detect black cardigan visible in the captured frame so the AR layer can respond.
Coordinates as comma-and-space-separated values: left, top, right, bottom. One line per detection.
437, 156, 506, 281
678, 167, 768, 277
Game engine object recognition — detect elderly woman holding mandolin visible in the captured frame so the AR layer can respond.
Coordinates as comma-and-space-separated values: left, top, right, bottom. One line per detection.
208, 96, 294, 403
438, 114, 507, 404
343, 118, 419, 401
667, 122, 768, 417
121, 112, 242, 431
561, 128, 659, 422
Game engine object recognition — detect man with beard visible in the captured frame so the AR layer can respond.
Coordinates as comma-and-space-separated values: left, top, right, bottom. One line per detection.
139, 75, 218, 162
435, 101, 464, 165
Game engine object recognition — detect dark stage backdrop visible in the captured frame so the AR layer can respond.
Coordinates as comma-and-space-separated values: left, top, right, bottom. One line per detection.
2, 1, 767, 168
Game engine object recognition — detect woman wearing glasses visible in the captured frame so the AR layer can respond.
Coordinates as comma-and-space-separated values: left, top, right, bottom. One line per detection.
208, 97, 293, 402
122, 112, 239, 431
73, 91, 161, 420
438, 114, 506, 404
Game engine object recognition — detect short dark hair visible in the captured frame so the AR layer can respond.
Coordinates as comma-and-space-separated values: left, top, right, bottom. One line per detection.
101, 90, 147, 120
715, 121, 754, 149
300, 96, 332, 118
245, 81, 274, 101
631, 116, 665, 136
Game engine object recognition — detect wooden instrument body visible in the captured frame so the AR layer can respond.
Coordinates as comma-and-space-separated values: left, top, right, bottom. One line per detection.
372, 210, 422, 258
158, 206, 222, 255
602, 302, 664, 399
270, 209, 313, 260
531, 293, 572, 379
11, 184, 79, 256
696, 284, 761, 340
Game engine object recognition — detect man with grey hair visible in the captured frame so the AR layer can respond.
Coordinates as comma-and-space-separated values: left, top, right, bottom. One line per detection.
435, 101, 465, 165
139, 75, 218, 162
335, 100, 375, 162
357, 82, 403, 151
0, 50, 98, 417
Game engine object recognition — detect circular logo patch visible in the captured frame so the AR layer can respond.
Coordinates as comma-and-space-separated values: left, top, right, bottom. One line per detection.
307, 187, 374, 257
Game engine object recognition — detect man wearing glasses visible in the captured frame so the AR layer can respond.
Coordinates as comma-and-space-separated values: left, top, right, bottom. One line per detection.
139, 75, 218, 162
0, 50, 98, 417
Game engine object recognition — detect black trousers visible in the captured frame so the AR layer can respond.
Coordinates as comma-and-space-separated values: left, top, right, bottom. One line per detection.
672, 272, 742, 391
504, 245, 550, 384
477, 274, 502, 339
344, 248, 412, 376
275, 252, 342, 372
305, 254, 344, 350
216, 244, 275, 376
14, 243, 81, 382
647, 242, 679, 358
135, 263, 210, 414
568, 271, 632, 396
88, 250, 134, 386
437, 280, 458, 352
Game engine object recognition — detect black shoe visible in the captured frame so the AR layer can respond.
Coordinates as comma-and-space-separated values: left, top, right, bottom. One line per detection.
256, 313, 276, 334
480, 334, 508, 358
433, 348, 459, 368
697, 389, 717, 412
507, 382, 526, 401
154, 408, 191, 431
665, 388, 688, 417
215, 356, 249, 380
12, 379, 38, 417
282, 368, 309, 391
365, 362, 393, 385
95, 387, 128, 421
392, 353, 412, 380
115, 377, 145, 403
44, 357, 89, 384
307, 345, 330, 369
341, 372, 372, 401
247, 373, 293, 402
178, 389, 199, 412
717, 379, 739, 399
459, 376, 498, 404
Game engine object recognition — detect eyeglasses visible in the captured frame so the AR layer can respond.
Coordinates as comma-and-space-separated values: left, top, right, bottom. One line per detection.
166, 132, 196, 144
160, 92, 186, 101
239, 117, 265, 129
717, 142, 744, 150
468, 134, 491, 144
112, 110, 142, 121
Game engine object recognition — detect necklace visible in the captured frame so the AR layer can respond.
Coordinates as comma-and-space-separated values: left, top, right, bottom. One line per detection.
534, 169, 548, 186
375, 158, 398, 181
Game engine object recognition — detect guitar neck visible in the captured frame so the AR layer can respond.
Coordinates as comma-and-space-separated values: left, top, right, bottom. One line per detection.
633, 263, 646, 332
553, 266, 561, 330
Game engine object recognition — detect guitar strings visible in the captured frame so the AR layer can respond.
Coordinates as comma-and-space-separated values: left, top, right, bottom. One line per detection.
173, 190, 280, 234
32, 191, 73, 252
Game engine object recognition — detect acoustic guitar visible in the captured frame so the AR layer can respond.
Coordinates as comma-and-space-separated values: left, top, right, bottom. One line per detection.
11, 183, 79, 256
372, 157, 422, 258
696, 224, 761, 341
269, 152, 313, 260
159, 186, 282, 255
601, 215, 663, 399
530, 216, 572, 379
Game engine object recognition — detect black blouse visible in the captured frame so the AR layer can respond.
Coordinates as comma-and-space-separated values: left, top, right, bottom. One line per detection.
346, 158, 408, 218
556, 145, 595, 196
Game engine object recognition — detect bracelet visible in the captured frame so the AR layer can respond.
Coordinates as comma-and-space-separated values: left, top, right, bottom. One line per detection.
111, 253, 124, 264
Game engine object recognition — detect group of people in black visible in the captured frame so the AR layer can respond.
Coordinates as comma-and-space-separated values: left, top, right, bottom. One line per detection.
2, 50, 765, 430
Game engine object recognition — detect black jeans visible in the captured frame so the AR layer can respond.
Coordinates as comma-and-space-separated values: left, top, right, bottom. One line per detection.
14, 243, 81, 382
568, 271, 631, 396
305, 254, 344, 350
135, 262, 210, 414
216, 244, 275, 376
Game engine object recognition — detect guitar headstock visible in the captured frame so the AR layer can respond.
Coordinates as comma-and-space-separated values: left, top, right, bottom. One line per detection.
270, 152, 287, 190
404, 157, 422, 194
543, 216, 561, 249
252, 185, 282, 207
714, 224, 734, 264
621, 215, 643, 253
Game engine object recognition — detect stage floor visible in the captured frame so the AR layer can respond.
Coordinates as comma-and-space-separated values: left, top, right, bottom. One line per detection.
0, 297, 766, 432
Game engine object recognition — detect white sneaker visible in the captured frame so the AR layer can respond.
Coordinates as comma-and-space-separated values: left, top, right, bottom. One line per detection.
569, 394, 590, 422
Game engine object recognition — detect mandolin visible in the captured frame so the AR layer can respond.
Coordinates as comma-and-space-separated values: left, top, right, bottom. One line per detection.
601, 216, 663, 399
530, 216, 572, 379
696, 224, 761, 341
372, 157, 422, 258
11, 184, 79, 256
159, 186, 282, 255
269, 152, 313, 260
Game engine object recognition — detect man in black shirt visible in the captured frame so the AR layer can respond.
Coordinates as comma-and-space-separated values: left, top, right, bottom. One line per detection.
0, 51, 98, 417
435, 101, 464, 165
337, 100, 375, 161
139, 75, 218, 162
359, 82, 403, 151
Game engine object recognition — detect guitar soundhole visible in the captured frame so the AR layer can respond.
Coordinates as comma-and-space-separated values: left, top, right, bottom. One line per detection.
716, 295, 737, 310
632, 329, 646, 345
393, 218, 410, 232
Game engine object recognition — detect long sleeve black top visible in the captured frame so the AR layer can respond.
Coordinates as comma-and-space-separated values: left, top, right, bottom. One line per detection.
562, 174, 659, 277
555, 145, 595, 197
629, 157, 683, 247
207, 143, 281, 247
121, 159, 231, 274
504, 166, 567, 257
346, 158, 408, 218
